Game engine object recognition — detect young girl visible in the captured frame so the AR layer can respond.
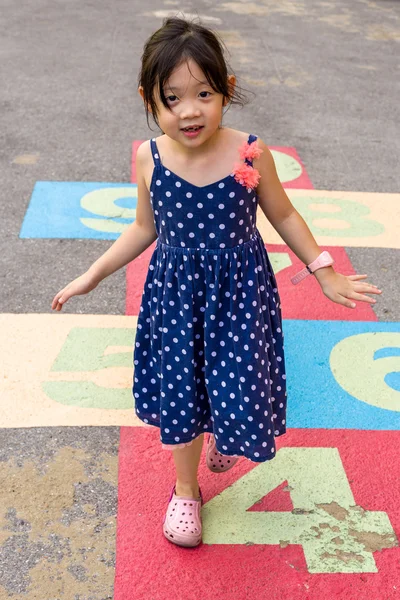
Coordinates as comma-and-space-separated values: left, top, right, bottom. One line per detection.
52, 16, 382, 548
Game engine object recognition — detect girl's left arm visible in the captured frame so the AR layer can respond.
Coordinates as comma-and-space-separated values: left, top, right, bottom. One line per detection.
253, 139, 382, 309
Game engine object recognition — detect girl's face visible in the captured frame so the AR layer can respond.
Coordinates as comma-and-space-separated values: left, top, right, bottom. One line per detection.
142, 59, 235, 149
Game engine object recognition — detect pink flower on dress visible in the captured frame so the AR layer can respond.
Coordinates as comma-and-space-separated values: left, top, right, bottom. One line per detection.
239, 140, 263, 161
232, 140, 263, 189
232, 162, 261, 189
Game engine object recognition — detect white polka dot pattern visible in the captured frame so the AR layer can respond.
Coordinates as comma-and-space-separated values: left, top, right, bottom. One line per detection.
132, 134, 287, 463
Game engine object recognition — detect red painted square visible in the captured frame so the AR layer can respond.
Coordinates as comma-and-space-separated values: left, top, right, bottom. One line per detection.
125, 244, 377, 321
114, 427, 400, 600
269, 244, 378, 322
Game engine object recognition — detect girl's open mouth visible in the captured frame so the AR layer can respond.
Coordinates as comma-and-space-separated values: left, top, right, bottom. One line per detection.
181, 126, 203, 138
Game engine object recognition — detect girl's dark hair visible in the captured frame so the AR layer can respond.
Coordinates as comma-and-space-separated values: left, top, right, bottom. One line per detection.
138, 16, 250, 128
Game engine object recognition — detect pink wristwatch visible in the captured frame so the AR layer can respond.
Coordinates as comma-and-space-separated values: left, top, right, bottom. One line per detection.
290, 251, 334, 285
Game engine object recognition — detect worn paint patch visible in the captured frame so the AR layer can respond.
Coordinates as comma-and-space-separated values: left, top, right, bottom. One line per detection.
317, 501, 350, 522
219, 30, 247, 48
237, 55, 252, 64
216, 2, 307, 17
318, 13, 360, 34
0, 442, 118, 598
360, 0, 394, 12
12, 154, 40, 165
349, 529, 398, 553
319, 549, 365, 564
217, 3, 270, 16
243, 77, 267, 87
366, 25, 400, 42
261, 63, 313, 89
144, 10, 222, 24
356, 64, 377, 71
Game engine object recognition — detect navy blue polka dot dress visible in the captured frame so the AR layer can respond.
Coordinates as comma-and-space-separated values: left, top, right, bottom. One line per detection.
133, 133, 287, 462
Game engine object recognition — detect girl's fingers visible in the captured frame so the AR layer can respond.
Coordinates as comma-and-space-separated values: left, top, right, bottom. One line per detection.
354, 285, 381, 294
347, 274, 368, 281
57, 294, 66, 309
52, 296, 60, 310
348, 292, 377, 304
52, 290, 66, 310
349, 276, 382, 290
337, 294, 357, 309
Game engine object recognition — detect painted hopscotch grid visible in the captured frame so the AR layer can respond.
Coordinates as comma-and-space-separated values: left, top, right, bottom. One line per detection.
19, 144, 313, 240
1, 315, 398, 430
19, 184, 399, 247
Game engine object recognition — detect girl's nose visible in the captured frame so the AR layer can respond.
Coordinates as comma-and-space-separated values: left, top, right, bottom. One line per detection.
179, 104, 201, 120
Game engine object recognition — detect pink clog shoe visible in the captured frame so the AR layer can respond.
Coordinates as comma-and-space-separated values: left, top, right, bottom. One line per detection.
163, 485, 203, 547
206, 434, 239, 473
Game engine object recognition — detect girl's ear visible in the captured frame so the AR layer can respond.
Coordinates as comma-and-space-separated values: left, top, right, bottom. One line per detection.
223, 75, 237, 106
138, 86, 152, 113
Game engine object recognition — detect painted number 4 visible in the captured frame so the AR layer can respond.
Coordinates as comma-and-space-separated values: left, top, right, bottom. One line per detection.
202, 447, 397, 573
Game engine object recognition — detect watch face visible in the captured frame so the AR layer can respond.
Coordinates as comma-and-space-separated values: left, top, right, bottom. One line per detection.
326, 252, 334, 263
321, 251, 331, 264
321, 252, 334, 266
310, 251, 334, 272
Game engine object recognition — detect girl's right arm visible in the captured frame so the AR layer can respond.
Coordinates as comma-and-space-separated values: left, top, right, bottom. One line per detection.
51, 141, 157, 311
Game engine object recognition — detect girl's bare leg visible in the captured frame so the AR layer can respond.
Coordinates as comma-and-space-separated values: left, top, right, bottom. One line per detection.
173, 433, 205, 499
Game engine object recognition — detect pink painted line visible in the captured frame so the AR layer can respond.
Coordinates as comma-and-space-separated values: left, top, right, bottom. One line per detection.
114, 426, 400, 600
130, 141, 314, 188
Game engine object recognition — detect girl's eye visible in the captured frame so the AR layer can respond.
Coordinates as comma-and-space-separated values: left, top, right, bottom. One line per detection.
166, 95, 178, 103
199, 91, 211, 98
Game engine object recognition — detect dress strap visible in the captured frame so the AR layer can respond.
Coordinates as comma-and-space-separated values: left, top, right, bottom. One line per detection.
244, 134, 258, 166
150, 138, 161, 167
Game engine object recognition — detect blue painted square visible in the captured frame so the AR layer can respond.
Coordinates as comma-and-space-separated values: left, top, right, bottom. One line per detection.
20, 181, 137, 239
285, 320, 400, 430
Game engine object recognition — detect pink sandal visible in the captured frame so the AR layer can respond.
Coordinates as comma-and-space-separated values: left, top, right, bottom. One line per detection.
163, 485, 203, 547
206, 434, 239, 473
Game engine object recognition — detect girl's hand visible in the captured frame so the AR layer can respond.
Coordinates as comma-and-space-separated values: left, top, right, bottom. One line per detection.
51, 271, 100, 311
318, 272, 382, 309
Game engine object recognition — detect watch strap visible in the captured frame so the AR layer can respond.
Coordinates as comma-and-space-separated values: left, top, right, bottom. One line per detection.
291, 251, 334, 285
290, 266, 313, 285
